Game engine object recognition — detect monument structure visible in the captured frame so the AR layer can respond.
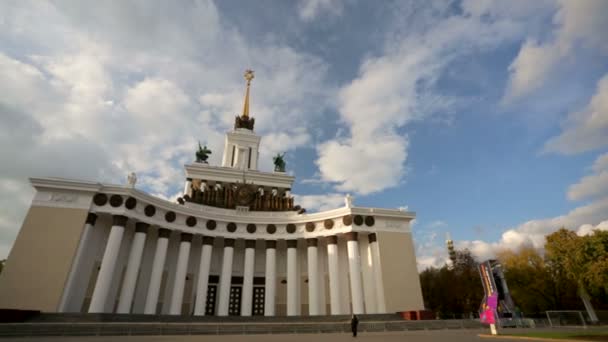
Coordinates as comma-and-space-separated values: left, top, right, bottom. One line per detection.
0, 70, 423, 317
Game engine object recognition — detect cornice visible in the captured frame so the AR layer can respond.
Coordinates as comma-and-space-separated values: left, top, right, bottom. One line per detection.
30, 177, 102, 192
28, 177, 415, 239
184, 164, 295, 188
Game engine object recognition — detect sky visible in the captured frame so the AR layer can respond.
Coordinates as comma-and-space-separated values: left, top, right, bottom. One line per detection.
1, 0, 608, 269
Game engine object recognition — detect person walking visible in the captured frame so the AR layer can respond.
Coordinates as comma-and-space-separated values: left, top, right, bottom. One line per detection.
350, 314, 359, 337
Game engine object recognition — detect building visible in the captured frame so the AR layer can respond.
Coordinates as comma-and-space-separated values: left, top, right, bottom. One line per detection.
0, 70, 423, 317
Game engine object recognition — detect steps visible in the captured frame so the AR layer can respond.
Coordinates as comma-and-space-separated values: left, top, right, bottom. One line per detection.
0, 313, 486, 337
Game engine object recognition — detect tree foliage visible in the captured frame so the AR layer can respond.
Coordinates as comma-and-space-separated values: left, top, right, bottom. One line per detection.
419, 249, 483, 318
419, 228, 608, 318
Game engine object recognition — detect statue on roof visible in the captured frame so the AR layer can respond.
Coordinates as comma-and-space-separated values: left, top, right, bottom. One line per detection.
196, 142, 212, 163
273, 153, 286, 172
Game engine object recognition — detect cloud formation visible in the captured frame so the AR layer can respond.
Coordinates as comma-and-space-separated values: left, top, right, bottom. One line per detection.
568, 152, 608, 201
544, 74, 608, 154
0, 0, 333, 258
297, 0, 344, 22
316, 3, 524, 195
505, 0, 608, 100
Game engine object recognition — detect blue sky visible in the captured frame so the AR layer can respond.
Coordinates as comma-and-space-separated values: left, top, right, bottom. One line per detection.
1, 0, 607, 268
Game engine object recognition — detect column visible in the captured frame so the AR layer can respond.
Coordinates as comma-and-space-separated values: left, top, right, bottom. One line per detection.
264, 240, 277, 316
89, 215, 128, 313
184, 178, 193, 197
217, 238, 235, 316
144, 228, 171, 314
241, 240, 256, 316
116, 222, 149, 313
369, 233, 386, 313
194, 236, 214, 315
346, 232, 364, 314
59, 213, 97, 312
307, 238, 320, 315
169, 233, 193, 315
286, 240, 298, 316
326, 236, 341, 315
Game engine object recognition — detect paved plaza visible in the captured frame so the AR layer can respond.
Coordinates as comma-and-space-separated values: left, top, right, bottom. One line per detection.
0, 330, 523, 342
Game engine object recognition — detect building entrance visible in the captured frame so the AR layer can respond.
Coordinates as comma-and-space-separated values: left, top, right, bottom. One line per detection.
228, 286, 241, 316
252, 286, 265, 315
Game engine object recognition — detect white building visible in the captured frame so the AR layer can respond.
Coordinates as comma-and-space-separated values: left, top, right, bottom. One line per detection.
0, 70, 423, 317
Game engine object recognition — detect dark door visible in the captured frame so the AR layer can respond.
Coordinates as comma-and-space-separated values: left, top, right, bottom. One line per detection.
229, 286, 242, 316
252, 286, 265, 316
205, 285, 217, 316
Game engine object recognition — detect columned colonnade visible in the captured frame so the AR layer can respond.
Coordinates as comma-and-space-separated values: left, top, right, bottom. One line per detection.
70, 213, 386, 316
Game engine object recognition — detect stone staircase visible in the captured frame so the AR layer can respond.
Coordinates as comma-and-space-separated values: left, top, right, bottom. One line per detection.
0, 312, 486, 337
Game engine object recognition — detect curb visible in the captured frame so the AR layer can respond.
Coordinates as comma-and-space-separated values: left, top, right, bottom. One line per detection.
478, 333, 596, 342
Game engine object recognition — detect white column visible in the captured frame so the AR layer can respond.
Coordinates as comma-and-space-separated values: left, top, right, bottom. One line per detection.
144, 228, 171, 314
116, 222, 149, 314
286, 240, 298, 316
369, 234, 386, 313
264, 241, 277, 316
241, 240, 256, 316
194, 237, 214, 315
346, 232, 364, 314
184, 178, 192, 197
169, 233, 192, 315
307, 238, 320, 315
59, 213, 97, 312
217, 238, 234, 316
89, 215, 128, 313
326, 236, 341, 315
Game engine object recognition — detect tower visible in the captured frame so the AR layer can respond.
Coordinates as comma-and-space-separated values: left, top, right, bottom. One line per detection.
221, 69, 261, 170
182, 70, 296, 212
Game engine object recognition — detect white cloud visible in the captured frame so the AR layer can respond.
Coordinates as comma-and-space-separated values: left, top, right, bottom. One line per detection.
576, 220, 608, 236
293, 193, 345, 213
297, 0, 343, 22
544, 74, 608, 154
0, 1, 333, 258
316, 7, 523, 194
568, 152, 608, 201
457, 197, 608, 261
505, 0, 608, 100
316, 135, 408, 194
505, 40, 563, 100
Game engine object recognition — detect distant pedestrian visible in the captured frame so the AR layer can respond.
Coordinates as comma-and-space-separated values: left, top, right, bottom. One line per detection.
350, 314, 359, 337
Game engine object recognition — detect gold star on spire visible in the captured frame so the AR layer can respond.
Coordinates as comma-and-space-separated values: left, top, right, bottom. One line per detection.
242, 69, 254, 118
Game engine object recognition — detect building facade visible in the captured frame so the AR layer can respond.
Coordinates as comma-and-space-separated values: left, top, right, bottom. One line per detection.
0, 71, 424, 317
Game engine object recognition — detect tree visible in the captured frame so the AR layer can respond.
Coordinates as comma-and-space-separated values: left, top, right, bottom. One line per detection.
497, 246, 579, 316
419, 249, 482, 318
545, 228, 608, 322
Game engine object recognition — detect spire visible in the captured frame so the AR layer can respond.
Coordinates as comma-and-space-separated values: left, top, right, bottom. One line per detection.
242, 69, 254, 118
234, 69, 256, 130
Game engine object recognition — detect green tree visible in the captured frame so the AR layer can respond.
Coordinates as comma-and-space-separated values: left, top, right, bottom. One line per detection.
545, 228, 608, 322
497, 246, 579, 316
419, 249, 482, 318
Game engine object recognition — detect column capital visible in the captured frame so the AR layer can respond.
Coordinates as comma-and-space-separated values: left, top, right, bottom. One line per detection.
286, 240, 298, 249
245, 240, 256, 249
86, 213, 98, 225
306, 238, 318, 247
202, 236, 214, 245
224, 238, 235, 248
368, 233, 377, 243
326, 235, 338, 245
344, 232, 358, 241
158, 228, 171, 239
181, 232, 193, 242
265, 240, 277, 249
135, 222, 150, 233
112, 215, 128, 227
